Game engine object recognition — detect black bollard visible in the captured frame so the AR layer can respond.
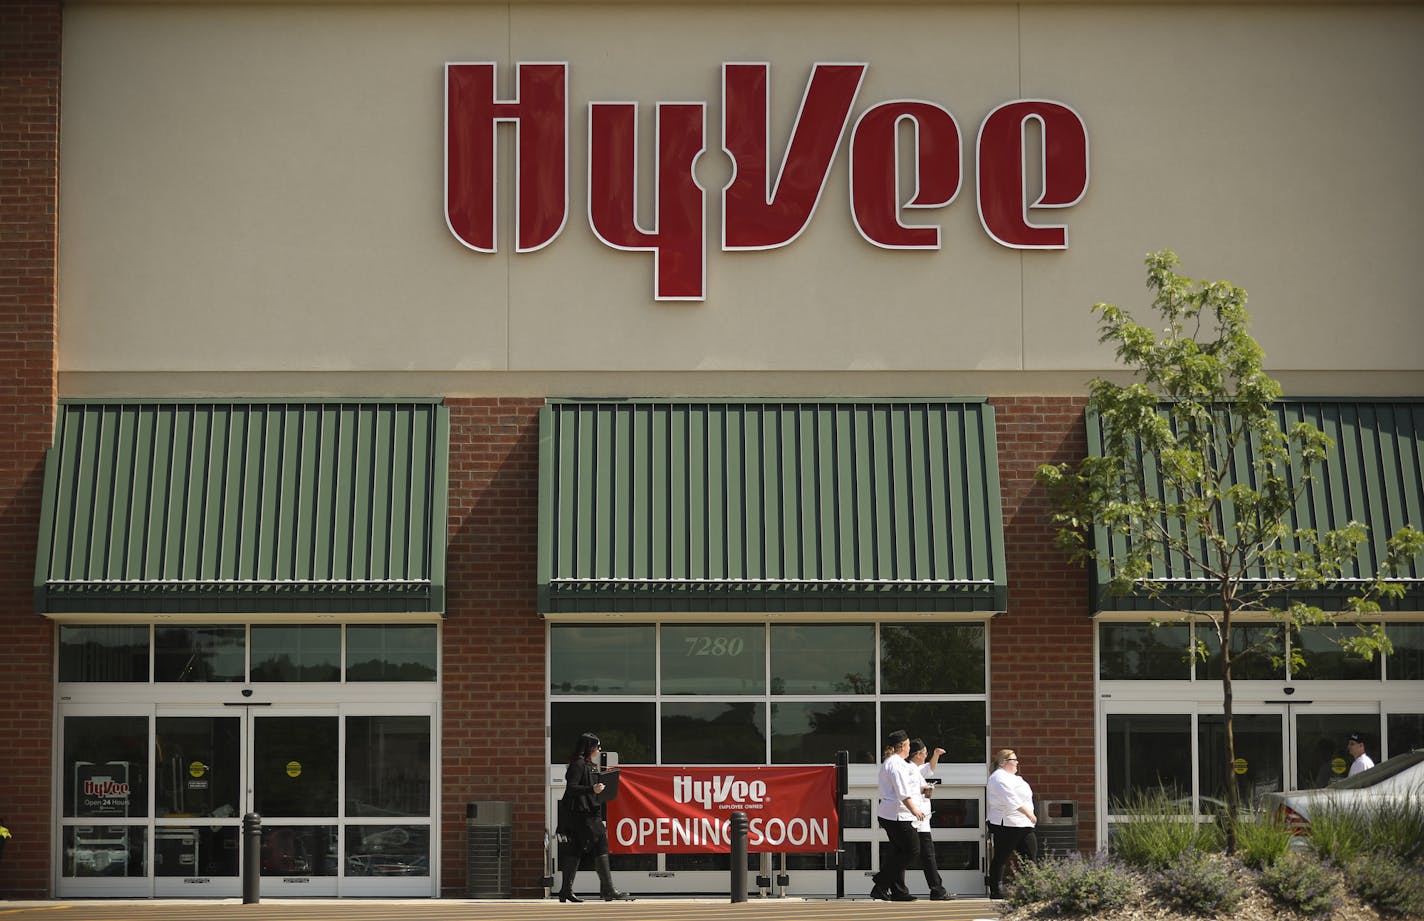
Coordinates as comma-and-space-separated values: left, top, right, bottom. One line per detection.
729, 811, 748, 903
242, 812, 262, 904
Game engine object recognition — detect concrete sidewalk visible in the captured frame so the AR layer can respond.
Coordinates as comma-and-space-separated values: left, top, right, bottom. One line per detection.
0, 897, 1004, 921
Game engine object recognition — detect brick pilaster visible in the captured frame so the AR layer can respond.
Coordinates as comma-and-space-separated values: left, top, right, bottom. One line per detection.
0, 0, 61, 898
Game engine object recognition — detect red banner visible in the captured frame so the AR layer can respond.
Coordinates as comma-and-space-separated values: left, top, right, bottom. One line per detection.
607, 765, 838, 854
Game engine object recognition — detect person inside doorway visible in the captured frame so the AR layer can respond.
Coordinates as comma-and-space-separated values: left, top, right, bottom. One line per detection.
907, 739, 952, 900
986, 747, 1037, 900
1346, 732, 1375, 777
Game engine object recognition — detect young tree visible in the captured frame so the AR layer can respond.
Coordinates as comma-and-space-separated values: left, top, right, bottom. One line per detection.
1035, 250, 1423, 852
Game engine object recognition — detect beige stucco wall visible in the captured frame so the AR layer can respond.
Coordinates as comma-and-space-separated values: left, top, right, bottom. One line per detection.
58, 2, 1424, 396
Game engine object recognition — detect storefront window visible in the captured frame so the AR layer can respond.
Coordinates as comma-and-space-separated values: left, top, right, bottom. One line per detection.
1099, 623, 1191, 680
251, 626, 340, 682
345, 825, 428, 877
660, 624, 765, 694
770, 624, 873, 694
661, 702, 766, 763
881, 623, 985, 694
880, 701, 986, 764
550, 624, 654, 694
549, 701, 655, 764
1385, 623, 1424, 680
1296, 713, 1373, 789
770, 700, 874, 764
155, 716, 240, 818
1199, 624, 1284, 681
155, 825, 237, 878
346, 625, 436, 681
346, 716, 430, 816
63, 825, 146, 878
58, 625, 149, 682
253, 716, 338, 817
1387, 713, 1424, 757
1106, 713, 1191, 806
155, 626, 245, 682
261, 825, 338, 876
1291, 624, 1382, 680
63, 715, 150, 819
1199, 713, 1282, 809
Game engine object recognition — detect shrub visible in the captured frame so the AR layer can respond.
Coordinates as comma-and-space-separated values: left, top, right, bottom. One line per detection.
1235, 812, 1292, 869
1258, 852, 1342, 917
1007, 852, 1139, 915
1150, 847, 1247, 917
1345, 850, 1424, 918
1306, 801, 1370, 866
1109, 787, 1224, 870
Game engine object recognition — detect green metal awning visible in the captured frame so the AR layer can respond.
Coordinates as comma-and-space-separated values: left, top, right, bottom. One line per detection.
538, 399, 1007, 614
1089, 399, 1424, 612
36, 401, 449, 616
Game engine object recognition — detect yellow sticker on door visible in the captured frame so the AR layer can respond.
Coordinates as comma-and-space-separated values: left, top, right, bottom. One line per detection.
286, 760, 302, 778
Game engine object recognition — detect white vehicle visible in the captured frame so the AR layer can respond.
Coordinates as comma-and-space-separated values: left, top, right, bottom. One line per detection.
1262, 750, 1424, 835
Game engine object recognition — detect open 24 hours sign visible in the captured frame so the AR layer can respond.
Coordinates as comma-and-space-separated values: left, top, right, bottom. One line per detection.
608, 765, 838, 854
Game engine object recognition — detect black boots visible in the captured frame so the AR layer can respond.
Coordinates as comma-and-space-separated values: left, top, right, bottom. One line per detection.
556, 844, 582, 902
595, 854, 629, 901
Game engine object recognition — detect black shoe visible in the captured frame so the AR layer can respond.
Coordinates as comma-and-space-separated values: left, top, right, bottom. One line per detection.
601, 890, 630, 901
989, 890, 1004, 900
557, 892, 583, 903
930, 891, 955, 900
890, 893, 918, 902
869, 885, 891, 901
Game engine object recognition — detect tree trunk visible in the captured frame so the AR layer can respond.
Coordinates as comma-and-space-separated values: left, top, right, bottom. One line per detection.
1221, 601, 1238, 854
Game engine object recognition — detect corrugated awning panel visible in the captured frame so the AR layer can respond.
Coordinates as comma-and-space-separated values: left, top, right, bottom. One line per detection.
36, 401, 449, 615
1090, 399, 1424, 612
538, 399, 1006, 614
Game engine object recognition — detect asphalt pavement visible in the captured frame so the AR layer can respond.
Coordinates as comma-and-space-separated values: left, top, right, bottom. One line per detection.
0, 898, 1004, 921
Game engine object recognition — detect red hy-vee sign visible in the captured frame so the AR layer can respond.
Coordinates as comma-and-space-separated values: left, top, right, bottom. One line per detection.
445, 62, 1089, 300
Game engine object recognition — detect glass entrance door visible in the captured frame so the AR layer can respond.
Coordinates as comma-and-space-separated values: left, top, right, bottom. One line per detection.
152, 712, 243, 895
250, 711, 341, 896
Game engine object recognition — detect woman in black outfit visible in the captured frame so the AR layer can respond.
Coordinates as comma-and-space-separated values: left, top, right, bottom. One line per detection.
556, 732, 628, 902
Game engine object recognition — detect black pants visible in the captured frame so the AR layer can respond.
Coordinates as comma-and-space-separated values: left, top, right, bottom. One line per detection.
917, 830, 946, 897
987, 823, 1038, 895
872, 817, 918, 898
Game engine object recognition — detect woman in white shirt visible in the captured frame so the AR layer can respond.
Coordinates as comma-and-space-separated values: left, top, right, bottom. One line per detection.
870, 729, 924, 902
985, 747, 1037, 899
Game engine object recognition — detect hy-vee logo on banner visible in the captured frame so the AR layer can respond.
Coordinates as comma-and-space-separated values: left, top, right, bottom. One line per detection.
445, 62, 1089, 300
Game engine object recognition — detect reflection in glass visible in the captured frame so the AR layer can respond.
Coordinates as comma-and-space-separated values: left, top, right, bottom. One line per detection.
1106, 713, 1191, 806
1199, 624, 1283, 681
155, 626, 245, 682
346, 825, 429, 876
261, 825, 338, 876
64, 715, 149, 818
549, 701, 655, 764
662, 702, 766, 764
59, 625, 149, 682
1387, 713, 1424, 758
666, 852, 758, 871
155, 717, 240, 818
1296, 713, 1377, 789
839, 799, 873, 829
660, 625, 765, 694
1199, 713, 1282, 809
1099, 623, 1191, 680
550, 624, 655, 694
1386, 624, 1424, 680
346, 716, 430, 816
929, 798, 980, 829
771, 701, 874, 765
62, 825, 146, 878
254, 716, 338, 817
346, 625, 436, 681
770, 624, 873, 695
1291, 624, 1382, 680
880, 701, 986, 765
155, 825, 238, 877
881, 623, 985, 694
251, 626, 340, 682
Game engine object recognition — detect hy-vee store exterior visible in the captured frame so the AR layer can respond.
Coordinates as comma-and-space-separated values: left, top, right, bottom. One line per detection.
2, 0, 1422, 900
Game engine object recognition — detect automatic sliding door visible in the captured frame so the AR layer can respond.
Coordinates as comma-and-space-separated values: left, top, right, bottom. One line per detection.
153, 713, 242, 896
252, 713, 340, 895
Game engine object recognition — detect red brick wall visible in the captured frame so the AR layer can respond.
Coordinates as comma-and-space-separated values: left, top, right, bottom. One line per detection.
990, 396, 1095, 850
440, 398, 547, 896
0, 0, 60, 898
